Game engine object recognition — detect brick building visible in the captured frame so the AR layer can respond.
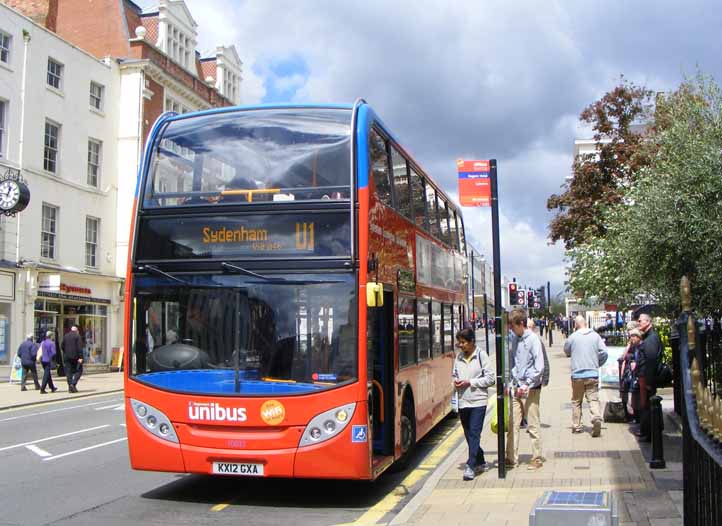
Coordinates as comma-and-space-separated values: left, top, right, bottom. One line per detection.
0, 0, 241, 366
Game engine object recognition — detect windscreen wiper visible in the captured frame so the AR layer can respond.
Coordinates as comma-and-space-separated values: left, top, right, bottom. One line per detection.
137, 264, 192, 286
221, 262, 279, 281
220, 262, 343, 284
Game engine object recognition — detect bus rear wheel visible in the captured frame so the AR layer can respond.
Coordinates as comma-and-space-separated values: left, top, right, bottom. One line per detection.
395, 396, 416, 470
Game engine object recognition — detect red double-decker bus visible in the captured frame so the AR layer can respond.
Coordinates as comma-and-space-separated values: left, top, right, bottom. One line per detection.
124, 101, 468, 479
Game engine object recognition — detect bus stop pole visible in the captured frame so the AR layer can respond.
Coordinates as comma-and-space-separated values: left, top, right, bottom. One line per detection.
490, 159, 505, 479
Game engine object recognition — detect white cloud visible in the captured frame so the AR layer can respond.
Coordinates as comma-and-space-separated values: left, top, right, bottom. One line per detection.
170, 0, 722, 289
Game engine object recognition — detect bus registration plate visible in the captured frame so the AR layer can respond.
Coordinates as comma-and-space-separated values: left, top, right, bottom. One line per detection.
212, 462, 264, 476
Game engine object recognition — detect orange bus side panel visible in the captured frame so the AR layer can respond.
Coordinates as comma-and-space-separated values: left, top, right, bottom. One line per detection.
294, 400, 372, 479
125, 398, 186, 472
180, 443, 296, 477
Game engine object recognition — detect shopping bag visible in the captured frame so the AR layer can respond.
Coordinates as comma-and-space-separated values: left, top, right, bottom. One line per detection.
489, 396, 509, 434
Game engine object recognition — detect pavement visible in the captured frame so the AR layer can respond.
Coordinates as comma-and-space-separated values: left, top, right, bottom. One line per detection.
394, 330, 684, 526
0, 369, 123, 410
0, 331, 684, 526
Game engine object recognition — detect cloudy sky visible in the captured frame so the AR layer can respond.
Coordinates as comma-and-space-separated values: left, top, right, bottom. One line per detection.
139, 0, 722, 296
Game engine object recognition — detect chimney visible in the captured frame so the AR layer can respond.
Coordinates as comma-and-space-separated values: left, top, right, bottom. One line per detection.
4, 0, 59, 31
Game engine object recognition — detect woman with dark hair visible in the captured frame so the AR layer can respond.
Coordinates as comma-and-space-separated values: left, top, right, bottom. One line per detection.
453, 328, 495, 481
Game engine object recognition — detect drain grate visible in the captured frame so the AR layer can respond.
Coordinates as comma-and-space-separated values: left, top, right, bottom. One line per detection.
554, 450, 621, 458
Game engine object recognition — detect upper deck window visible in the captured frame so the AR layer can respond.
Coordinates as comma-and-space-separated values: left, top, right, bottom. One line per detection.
144, 108, 352, 208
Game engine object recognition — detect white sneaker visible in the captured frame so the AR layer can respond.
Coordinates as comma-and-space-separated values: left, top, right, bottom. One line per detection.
463, 465, 475, 481
592, 419, 602, 437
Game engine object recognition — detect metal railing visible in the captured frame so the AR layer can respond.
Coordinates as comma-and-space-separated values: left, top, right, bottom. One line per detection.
678, 277, 722, 526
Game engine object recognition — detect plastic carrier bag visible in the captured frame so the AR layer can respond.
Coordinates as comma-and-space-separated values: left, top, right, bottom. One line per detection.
489, 396, 509, 434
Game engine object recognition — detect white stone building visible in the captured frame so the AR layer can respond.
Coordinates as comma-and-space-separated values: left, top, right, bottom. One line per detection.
0, 3, 121, 367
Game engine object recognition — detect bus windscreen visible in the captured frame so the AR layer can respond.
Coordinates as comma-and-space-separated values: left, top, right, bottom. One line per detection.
131, 272, 357, 396
143, 108, 352, 207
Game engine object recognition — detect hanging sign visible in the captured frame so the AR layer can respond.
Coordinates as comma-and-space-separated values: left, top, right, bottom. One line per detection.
457, 159, 491, 207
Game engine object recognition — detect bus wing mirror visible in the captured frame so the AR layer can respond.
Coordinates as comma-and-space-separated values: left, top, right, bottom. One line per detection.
366, 282, 384, 308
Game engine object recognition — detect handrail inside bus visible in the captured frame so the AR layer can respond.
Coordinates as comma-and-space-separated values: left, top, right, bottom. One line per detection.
220, 188, 280, 202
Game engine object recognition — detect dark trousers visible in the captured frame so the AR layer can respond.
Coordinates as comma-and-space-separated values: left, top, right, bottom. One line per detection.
21, 364, 40, 389
459, 405, 487, 468
64, 358, 82, 387
638, 377, 657, 438
41, 362, 56, 391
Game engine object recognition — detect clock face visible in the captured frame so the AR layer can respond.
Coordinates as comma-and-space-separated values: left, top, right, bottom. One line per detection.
0, 181, 20, 211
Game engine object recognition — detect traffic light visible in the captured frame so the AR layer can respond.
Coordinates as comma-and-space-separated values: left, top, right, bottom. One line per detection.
537, 287, 546, 309
509, 282, 518, 305
527, 290, 534, 308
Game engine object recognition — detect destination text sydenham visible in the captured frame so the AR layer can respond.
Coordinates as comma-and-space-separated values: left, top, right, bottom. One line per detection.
202, 226, 268, 243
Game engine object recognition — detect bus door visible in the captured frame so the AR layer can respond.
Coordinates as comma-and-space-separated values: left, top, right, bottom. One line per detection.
368, 288, 395, 457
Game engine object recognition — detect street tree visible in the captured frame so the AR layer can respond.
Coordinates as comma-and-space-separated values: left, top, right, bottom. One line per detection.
547, 79, 654, 250
567, 73, 722, 315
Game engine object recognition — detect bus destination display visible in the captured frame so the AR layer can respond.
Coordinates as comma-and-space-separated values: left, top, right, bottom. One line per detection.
136, 212, 350, 259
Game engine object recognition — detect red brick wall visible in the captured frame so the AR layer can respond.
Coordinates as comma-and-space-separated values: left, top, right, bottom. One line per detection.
4, 0, 57, 28
53, 0, 130, 59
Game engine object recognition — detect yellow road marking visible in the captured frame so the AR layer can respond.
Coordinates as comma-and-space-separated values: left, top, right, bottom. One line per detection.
347, 423, 464, 525
210, 503, 230, 512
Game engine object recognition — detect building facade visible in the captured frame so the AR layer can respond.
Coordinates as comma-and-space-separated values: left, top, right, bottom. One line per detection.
0, 2, 121, 366
0, 0, 242, 366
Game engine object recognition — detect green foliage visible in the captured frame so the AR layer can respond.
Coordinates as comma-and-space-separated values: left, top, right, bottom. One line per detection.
562, 73, 722, 315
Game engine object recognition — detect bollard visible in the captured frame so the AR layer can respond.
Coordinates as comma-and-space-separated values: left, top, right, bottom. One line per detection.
649, 395, 666, 469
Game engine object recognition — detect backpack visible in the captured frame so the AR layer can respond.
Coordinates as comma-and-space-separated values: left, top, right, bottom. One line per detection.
540, 339, 550, 387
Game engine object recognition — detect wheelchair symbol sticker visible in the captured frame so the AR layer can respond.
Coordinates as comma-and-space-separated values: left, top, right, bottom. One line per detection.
351, 425, 367, 443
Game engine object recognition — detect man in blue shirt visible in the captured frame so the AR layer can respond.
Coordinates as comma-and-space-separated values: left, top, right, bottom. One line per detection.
506, 308, 545, 470
564, 316, 608, 437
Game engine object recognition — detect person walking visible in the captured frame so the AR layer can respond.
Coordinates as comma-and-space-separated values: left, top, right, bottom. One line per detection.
636, 313, 661, 441
453, 328, 495, 480
564, 315, 608, 437
39, 331, 58, 394
62, 326, 84, 393
506, 307, 544, 470
17, 334, 40, 391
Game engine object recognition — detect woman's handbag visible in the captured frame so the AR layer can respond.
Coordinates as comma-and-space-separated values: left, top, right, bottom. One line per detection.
603, 401, 627, 423
656, 361, 673, 387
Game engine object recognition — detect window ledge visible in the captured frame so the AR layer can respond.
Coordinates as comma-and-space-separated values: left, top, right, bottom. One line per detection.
0, 61, 13, 73
46, 85, 65, 98
89, 107, 105, 118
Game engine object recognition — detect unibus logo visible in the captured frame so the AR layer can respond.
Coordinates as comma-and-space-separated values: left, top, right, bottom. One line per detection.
188, 402, 247, 422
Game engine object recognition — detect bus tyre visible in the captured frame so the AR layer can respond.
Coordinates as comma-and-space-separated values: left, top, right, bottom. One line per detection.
394, 396, 416, 471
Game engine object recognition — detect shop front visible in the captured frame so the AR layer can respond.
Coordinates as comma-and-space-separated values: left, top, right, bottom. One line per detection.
34, 286, 111, 365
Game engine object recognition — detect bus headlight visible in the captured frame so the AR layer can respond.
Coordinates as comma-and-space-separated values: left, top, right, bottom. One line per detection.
130, 399, 179, 444
299, 403, 356, 447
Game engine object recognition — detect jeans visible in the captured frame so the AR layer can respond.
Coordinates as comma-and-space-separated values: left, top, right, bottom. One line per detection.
459, 405, 487, 468
41, 362, 56, 391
